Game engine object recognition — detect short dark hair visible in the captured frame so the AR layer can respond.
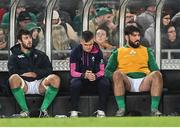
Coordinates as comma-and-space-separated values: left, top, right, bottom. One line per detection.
17, 29, 31, 41
125, 25, 141, 35
81, 31, 94, 42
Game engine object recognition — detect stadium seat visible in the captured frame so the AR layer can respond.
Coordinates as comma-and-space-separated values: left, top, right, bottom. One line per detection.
89, 96, 117, 116
0, 97, 16, 117
162, 70, 180, 90
163, 92, 180, 116
52, 96, 89, 117
126, 92, 151, 116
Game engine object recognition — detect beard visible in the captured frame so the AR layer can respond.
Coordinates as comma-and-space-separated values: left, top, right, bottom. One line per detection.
21, 42, 32, 50
128, 40, 140, 48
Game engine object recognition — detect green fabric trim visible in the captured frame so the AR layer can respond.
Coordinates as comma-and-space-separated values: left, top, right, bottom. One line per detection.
105, 49, 118, 81
151, 96, 160, 110
23, 50, 31, 57
124, 44, 129, 48
127, 72, 146, 78
11, 87, 29, 112
147, 48, 159, 71
115, 96, 125, 109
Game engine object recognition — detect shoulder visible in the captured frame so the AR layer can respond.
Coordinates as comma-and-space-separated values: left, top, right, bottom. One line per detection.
1, 12, 10, 27
137, 12, 146, 18
91, 43, 103, 54
117, 47, 126, 52
146, 47, 153, 52
138, 45, 150, 53
110, 48, 118, 56
33, 49, 47, 57
71, 44, 81, 54
2, 12, 9, 18
146, 47, 155, 56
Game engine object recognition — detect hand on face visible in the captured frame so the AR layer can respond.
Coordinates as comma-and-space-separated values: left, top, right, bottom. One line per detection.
85, 70, 96, 81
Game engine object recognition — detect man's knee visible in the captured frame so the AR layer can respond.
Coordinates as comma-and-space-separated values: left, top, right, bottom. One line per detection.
149, 71, 163, 90
113, 70, 124, 81
70, 78, 82, 89
152, 71, 162, 76
9, 74, 21, 81
151, 71, 162, 79
9, 74, 22, 88
46, 74, 60, 88
98, 78, 110, 89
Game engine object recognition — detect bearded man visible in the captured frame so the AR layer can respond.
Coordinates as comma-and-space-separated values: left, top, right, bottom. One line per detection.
105, 25, 163, 116
8, 29, 60, 117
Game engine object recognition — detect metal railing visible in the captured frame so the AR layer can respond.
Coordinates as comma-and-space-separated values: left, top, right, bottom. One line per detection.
1, 0, 180, 71
162, 49, 180, 59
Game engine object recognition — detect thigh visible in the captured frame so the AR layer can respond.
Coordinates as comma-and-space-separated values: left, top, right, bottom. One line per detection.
122, 74, 132, 91
71, 78, 82, 86
97, 77, 110, 86
139, 74, 152, 92
113, 70, 131, 91
38, 74, 60, 94
38, 78, 47, 95
19, 77, 28, 93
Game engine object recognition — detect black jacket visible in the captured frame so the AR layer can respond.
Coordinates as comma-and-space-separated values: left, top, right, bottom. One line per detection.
8, 44, 52, 81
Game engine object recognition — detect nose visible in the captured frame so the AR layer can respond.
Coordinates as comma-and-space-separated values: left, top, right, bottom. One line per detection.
136, 35, 140, 39
87, 45, 91, 48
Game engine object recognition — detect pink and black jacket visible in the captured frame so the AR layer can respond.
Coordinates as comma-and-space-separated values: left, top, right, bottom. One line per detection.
70, 43, 104, 79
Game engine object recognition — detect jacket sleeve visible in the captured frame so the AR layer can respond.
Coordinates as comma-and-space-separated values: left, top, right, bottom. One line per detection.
147, 48, 159, 71
33, 54, 52, 79
8, 55, 24, 76
105, 49, 118, 80
95, 50, 104, 78
70, 48, 83, 78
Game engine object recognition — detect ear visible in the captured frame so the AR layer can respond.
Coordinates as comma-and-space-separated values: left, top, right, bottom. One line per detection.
125, 35, 129, 42
106, 36, 108, 41
18, 39, 22, 44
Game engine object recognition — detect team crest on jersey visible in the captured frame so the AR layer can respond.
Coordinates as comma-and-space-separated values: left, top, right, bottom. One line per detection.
129, 50, 136, 55
17, 54, 25, 58
92, 56, 95, 62
100, 59, 104, 64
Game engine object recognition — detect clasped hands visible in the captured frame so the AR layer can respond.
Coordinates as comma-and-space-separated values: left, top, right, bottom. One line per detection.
84, 70, 96, 81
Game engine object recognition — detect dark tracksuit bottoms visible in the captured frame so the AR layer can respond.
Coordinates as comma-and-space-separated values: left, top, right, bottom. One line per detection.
70, 77, 110, 112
